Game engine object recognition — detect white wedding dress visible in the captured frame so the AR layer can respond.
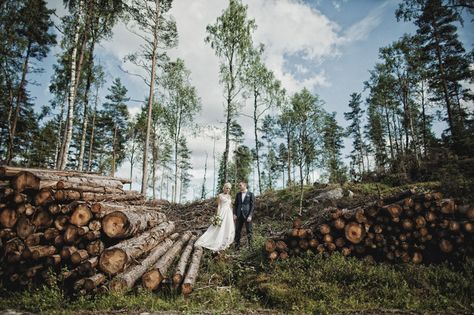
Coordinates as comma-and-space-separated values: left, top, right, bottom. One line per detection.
195, 193, 235, 252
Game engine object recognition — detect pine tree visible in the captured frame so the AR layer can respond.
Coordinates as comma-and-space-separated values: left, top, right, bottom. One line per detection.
101, 78, 130, 176
2, 0, 56, 164
206, 0, 256, 184
344, 93, 366, 179
322, 112, 347, 184
161, 59, 201, 202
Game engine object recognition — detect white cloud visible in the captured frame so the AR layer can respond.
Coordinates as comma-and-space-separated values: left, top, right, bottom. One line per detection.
339, 1, 391, 44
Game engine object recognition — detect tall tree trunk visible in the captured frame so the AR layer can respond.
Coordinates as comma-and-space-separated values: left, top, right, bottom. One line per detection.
141, 0, 160, 196
432, 23, 456, 144
383, 102, 395, 161
111, 125, 117, 177
58, 2, 83, 170
421, 80, 428, 156
78, 42, 95, 171
174, 140, 178, 203
7, 42, 31, 165
87, 92, 98, 172
286, 131, 291, 187
253, 90, 262, 194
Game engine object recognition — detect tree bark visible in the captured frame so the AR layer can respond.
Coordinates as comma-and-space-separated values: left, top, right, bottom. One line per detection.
102, 208, 167, 239
109, 233, 179, 292
99, 221, 175, 275
142, 231, 192, 290
172, 234, 197, 287
58, 0, 84, 170
7, 42, 31, 165
141, 0, 161, 196
181, 246, 203, 295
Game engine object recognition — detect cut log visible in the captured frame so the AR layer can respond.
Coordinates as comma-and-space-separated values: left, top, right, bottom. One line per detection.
44, 228, 60, 241
54, 215, 69, 231
142, 232, 192, 291
34, 188, 54, 206
345, 222, 365, 244
32, 210, 52, 229
264, 239, 276, 253
86, 240, 105, 256
71, 249, 89, 265
0, 208, 17, 228
70, 203, 92, 227
88, 220, 101, 231
99, 221, 175, 275
102, 209, 167, 239
10, 171, 40, 192
30, 245, 56, 259
172, 235, 198, 288
83, 273, 106, 291
25, 232, 44, 247
109, 233, 180, 292
181, 246, 204, 295
16, 217, 35, 239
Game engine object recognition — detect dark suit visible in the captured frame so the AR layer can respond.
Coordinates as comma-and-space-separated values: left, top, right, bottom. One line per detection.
233, 190, 255, 248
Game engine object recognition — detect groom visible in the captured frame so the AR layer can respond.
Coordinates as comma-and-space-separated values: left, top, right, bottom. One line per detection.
233, 181, 255, 250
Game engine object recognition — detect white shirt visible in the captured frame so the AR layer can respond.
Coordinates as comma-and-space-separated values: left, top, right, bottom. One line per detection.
241, 190, 248, 202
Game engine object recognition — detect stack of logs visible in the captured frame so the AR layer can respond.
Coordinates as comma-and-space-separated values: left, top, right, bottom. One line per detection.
265, 190, 474, 264
0, 166, 204, 295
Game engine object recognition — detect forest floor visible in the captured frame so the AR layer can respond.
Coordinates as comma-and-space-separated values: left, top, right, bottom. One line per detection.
1, 181, 473, 315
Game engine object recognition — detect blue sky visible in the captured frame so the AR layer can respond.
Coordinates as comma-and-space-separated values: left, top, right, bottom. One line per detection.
28, 0, 473, 199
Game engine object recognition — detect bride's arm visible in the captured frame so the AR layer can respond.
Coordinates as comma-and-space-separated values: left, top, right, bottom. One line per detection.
216, 194, 221, 215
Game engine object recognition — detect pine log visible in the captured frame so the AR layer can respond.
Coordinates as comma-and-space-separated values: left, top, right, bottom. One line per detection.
32, 210, 52, 229
86, 240, 105, 256
142, 232, 192, 290
70, 203, 92, 227
83, 273, 106, 291
71, 249, 89, 265
34, 188, 54, 206
25, 232, 44, 247
10, 171, 40, 192
345, 222, 365, 244
30, 245, 56, 259
265, 239, 276, 253
16, 217, 35, 239
88, 220, 101, 231
172, 235, 198, 288
181, 246, 204, 295
99, 221, 175, 275
44, 228, 60, 241
54, 215, 68, 231
109, 233, 180, 292
102, 208, 167, 239
0, 166, 130, 186
0, 208, 17, 228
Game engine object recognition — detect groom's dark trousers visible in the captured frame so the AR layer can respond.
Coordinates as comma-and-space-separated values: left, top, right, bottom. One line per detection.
234, 191, 256, 249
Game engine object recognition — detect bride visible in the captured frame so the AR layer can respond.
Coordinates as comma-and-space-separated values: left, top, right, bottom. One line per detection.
195, 182, 235, 252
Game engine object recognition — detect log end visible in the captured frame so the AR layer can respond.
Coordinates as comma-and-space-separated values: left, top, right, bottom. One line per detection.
142, 269, 162, 291
109, 278, 128, 292
102, 212, 128, 238
99, 248, 127, 275
181, 283, 193, 295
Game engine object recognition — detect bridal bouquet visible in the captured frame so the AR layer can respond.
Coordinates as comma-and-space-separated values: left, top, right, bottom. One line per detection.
210, 214, 222, 227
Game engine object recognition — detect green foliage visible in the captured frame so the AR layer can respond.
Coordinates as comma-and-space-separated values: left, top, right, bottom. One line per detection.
205, 0, 256, 184
321, 112, 347, 184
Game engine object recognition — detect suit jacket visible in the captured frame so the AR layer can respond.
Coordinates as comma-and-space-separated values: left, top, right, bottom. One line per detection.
233, 191, 255, 219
